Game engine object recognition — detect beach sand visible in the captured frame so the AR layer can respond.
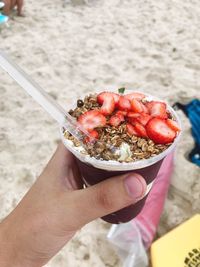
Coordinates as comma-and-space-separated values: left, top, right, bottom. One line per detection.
0, 0, 200, 266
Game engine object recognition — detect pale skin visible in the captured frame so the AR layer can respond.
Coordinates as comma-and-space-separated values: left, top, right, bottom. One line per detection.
0, 143, 147, 267
2, 0, 24, 16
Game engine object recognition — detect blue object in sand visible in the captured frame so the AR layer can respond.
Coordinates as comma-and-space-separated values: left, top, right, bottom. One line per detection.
174, 99, 200, 167
0, 13, 8, 24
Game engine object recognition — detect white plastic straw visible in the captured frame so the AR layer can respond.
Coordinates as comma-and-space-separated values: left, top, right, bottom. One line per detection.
0, 51, 88, 140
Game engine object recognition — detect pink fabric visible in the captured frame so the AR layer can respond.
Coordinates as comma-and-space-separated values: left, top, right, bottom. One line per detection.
133, 152, 174, 248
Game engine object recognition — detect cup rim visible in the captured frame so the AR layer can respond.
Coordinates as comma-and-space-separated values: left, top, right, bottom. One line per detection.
60, 91, 182, 171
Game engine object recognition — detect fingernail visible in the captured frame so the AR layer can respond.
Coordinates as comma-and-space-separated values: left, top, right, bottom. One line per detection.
124, 174, 146, 199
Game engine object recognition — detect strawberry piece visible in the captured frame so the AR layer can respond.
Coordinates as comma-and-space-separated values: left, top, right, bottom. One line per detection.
125, 92, 145, 101
118, 96, 132, 111
127, 112, 140, 118
131, 99, 144, 113
127, 122, 148, 138
78, 110, 106, 132
126, 112, 140, 125
166, 119, 180, 132
142, 104, 149, 114
109, 114, 124, 127
84, 130, 99, 143
145, 101, 154, 110
146, 101, 167, 119
127, 118, 137, 125
126, 123, 138, 136
90, 130, 99, 138
135, 113, 151, 126
112, 93, 120, 104
146, 118, 176, 144
134, 122, 148, 138
100, 94, 115, 115
127, 112, 151, 126
115, 110, 127, 116
116, 113, 125, 121
97, 92, 109, 104
97, 92, 119, 105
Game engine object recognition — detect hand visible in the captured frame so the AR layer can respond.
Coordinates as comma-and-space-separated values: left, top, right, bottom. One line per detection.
0, 143, 147, 267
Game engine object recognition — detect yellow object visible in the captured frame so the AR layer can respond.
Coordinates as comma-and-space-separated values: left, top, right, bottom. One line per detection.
151, 214, 200, 267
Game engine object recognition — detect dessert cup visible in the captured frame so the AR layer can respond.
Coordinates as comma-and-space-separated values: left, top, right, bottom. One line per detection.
61, 91, 181, 224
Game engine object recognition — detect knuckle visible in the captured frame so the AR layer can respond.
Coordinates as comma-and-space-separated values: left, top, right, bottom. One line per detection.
96, 185, 115, 211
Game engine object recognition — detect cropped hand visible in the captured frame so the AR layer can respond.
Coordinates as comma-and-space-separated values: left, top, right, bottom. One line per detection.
0, 143, 147, 267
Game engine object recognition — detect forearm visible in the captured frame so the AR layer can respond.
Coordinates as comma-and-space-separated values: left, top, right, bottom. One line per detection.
0, 163, 70, 267
0, 144, 69, 267
0, 196, 46, 267
0, 219, 34, 267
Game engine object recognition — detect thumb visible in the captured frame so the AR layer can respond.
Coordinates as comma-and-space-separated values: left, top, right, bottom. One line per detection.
69, 173, 147, 227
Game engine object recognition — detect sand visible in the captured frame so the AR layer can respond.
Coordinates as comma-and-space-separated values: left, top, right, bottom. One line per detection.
0, 0, 200, 266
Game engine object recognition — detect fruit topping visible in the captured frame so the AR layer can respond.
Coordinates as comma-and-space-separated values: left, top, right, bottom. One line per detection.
84, 130, 99, 143
146, 101, 168, 119
118, 96, 132, 111
125, 92, 145, 101
109, 114, 125, 127
146, 118, 176, 144
166, 119, 180, 132
78, 110, 106, 132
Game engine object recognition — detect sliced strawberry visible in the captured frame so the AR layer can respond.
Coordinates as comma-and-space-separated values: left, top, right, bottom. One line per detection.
109, 114, 124, 127
115, 110, 127, 116
97, 92, 109, 104
146, 101, 167, 119
146, 118, 176, 144
116, 113, 125, 121
126, 123, 138, 136
127, 112, 140, 125
125, 92, 145, 101
127, 112, 140, 118
100, 94, 115, 115
135, 113, 151, 126
127, 117, 137, 125
118, 96, 132, 111
134, 122, 148, 138
78, 110, 106, 132
166, 119, 180, 132
145, 101, 156, 112
112, 93, 120, 104
97, 92, 119, 105
90, 130, 99, 138
131, 99, 144, 113
142, 104, 149, 114
84, 130, 99, 143
145, 101, 154, 112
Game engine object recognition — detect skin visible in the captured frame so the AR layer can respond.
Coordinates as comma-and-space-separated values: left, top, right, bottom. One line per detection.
2, 0, 24, 16
2, 0, 11, 15
0, 143, 147, 267
15, 0, 24, 16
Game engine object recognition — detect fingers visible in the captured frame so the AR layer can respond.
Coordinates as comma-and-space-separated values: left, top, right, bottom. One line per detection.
66, 173, 147, 228
43, 142, 83, 190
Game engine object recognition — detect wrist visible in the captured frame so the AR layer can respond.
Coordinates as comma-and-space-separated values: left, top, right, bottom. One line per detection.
0, 219, 38, 267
